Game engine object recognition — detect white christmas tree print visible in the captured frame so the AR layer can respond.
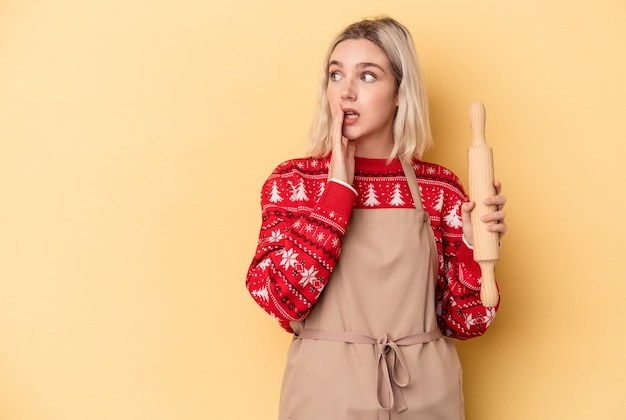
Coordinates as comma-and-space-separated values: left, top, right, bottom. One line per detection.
317, 181, 325, 197
295, 179, 309, 201
258, 258, 272, 270
287, 181, 297, 201
434, 190, 444, 212
288, 179, 309, 201
269, 181, 283, 203
389, 183, 405, 206
251, 286, 269, 302
364, 183, 381, 206
444, 203, 463, 228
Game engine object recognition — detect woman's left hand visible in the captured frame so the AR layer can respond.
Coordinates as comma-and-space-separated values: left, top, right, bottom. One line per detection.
461, 181, 507, 247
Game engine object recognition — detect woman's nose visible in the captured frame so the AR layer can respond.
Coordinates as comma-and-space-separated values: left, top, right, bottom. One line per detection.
341, 81, 356, 101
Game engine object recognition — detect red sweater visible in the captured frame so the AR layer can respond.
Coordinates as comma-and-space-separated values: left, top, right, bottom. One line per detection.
246, 156, 499, 339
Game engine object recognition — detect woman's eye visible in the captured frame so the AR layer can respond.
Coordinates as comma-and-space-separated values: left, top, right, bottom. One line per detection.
329, 71, 342, 81
362, 72, 376, 82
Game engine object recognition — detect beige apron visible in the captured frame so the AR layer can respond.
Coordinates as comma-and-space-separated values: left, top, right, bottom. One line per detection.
279, 162, 465, 420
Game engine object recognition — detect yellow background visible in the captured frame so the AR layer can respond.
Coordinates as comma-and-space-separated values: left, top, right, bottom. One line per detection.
1, 1, 625, 419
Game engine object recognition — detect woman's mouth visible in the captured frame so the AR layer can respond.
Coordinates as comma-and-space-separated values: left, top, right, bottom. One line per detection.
343, 110, 359, 125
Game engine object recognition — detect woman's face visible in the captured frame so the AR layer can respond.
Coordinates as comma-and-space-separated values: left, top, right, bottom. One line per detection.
327, 38, 398, 151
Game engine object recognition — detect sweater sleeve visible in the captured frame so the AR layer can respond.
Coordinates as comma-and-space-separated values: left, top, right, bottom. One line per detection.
246, 165, 357, 333
434, 173, 500, 340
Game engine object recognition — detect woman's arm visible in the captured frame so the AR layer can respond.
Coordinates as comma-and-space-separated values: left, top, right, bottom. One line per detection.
434, 174, 506, 339
246, 164, 357, 332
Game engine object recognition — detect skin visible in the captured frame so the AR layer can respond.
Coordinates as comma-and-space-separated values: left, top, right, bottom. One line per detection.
326, 38, 507, 243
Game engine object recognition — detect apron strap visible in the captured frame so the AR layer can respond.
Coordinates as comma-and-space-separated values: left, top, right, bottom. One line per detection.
296, 328, 443, 420
402, 159, 438, 247
400, 160, 425, 212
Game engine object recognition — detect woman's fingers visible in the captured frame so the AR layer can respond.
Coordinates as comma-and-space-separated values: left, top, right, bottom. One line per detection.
329, 107, 355, 184
494, 180, 502, 195
479, 181, 507, 237
461, 201, 475, 245
332, 107, 344, 150
345, 139, 356, 185
328, 108, 344, 180
484, 194, 506, 210
487, 181, 506, 210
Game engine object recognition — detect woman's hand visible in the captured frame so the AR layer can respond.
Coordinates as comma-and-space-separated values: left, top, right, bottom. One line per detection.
461, 181, 507, 247
327, 107, 356, 185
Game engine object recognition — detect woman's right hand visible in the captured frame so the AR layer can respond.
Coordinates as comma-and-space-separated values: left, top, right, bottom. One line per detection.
328, 107, 356, 185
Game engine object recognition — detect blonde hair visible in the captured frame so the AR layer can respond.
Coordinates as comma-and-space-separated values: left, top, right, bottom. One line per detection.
309, 17, 432, 163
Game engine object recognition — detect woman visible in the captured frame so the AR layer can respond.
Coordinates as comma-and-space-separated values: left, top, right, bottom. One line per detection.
246, 16, 507, 420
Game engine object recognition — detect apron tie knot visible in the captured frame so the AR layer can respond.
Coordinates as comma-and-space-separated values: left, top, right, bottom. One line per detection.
374, 334, 410, 416
295, 328, 442, 420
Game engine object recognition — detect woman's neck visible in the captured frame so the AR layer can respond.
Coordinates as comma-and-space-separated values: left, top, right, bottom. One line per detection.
353, 136, 394, 159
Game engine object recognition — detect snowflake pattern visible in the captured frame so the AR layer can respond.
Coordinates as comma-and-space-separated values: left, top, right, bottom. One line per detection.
278, 248, 299, 269
298, 266, 320, 288
465, 307, 496, 329
268, 229, 284, 243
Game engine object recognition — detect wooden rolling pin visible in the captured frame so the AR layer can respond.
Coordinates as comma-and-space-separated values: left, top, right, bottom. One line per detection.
468, 102, 499, 307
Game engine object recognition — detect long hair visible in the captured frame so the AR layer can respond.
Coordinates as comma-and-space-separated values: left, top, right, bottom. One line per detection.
309, 17, 432, 163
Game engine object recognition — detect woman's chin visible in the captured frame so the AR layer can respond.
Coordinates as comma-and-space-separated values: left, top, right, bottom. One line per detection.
341, 128, 361, 140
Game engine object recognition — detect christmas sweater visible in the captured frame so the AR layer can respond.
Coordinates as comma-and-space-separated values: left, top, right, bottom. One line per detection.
246, 156, 499, 339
